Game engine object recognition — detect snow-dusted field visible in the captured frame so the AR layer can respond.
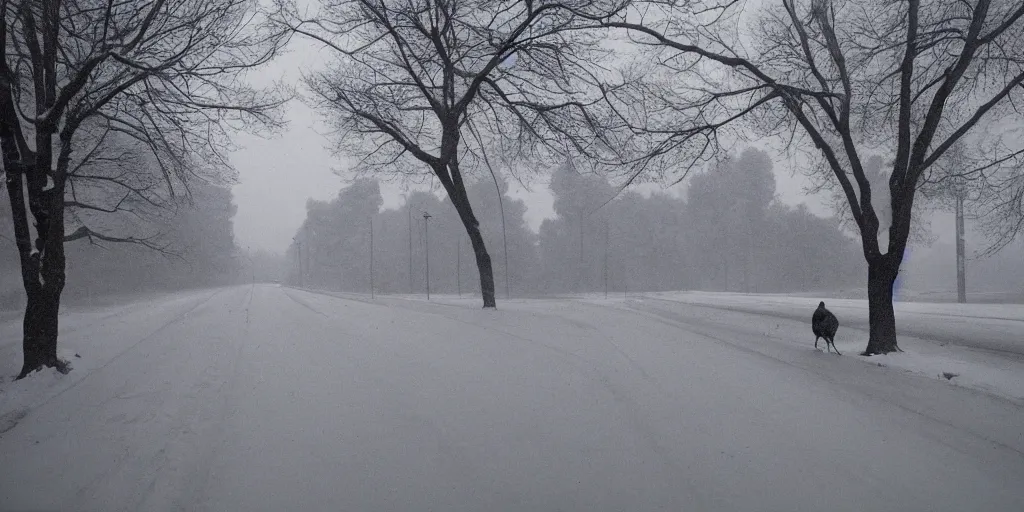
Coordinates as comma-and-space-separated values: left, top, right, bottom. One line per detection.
2, 285, 1024, 511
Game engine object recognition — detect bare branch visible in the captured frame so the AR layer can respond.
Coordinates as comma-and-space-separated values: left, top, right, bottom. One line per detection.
64, 225, 183, 261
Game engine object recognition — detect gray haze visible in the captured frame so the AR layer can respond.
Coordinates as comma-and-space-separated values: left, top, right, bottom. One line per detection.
224, 46, 1004, 300
0, 21, 1014, 306
276, 157, 1024, 302
5, 2, 1024, 511
227, 38, 832, 256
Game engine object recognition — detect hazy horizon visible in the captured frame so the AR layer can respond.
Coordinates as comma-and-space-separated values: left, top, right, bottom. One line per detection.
228, 95, 835, 255
227, 31, 837, 256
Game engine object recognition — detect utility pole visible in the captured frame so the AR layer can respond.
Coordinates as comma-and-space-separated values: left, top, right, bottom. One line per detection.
954, 177, 967, 303
374, 216, 378, 299
604, 219, 609, 299
578, 210, 584, 293
457, 236, 461, 298
423, 211, 432, 300
408, 202, 414, 294
293, 237, 301, 286
305, 224, 312, 289
295, 224, 310, 289
623, 244, 628, 300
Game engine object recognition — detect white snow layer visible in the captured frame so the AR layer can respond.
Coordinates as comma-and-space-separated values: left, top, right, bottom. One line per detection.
1, 285, 1023, 512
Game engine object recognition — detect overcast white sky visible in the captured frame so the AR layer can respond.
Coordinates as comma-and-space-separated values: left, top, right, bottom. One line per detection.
229, 34, 831, 255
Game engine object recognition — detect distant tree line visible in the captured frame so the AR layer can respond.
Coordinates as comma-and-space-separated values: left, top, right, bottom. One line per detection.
1, 181, 241, 309
287, 149, 864, 296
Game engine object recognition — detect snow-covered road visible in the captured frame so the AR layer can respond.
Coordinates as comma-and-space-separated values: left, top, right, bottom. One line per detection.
2, 285, 1023, 511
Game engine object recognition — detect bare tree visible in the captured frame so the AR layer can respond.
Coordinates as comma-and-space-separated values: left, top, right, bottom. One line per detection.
975, 173, 1024, 256
937, 137, 1024, 258
915, 134, 1024, 304
588, 0, 1024, 354
916, 140, 989, 302
271, 0, 628, 308
0, 0, 284, 379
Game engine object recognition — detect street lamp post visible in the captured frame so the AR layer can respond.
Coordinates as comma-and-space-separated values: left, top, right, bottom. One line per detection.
487, 168, 511, 299
423, 211, 432, 300
604, 219, 609, 299
408, 200, 414, 293
305, 224, 314, 290
292, 237, 301, 287
374, 217, 378, 299
952, 175, 968, 304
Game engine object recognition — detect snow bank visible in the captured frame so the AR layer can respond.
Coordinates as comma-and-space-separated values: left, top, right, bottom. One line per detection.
622, 292, 1024, 404
0, 288, 225, 433
644, 291, 1024, 356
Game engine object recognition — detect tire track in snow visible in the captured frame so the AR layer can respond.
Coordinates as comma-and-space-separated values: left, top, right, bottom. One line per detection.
395, 305, 695, 482
286, 287, 601, 371
283, 288, 695, 480
0, 290, 222, 354
13, 288, 225, 421
0, 288, 244, 510
620, 300, 1024, 461
289, 287, 673, 400
279, 288, 330, 317
132, 287, 259, 512
274, 288, 1024, 495
64, 287, 250, 511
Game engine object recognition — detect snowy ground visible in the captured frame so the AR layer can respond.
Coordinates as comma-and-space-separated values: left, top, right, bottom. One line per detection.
645, 290, 1024, 355
2, 285, 1024, 511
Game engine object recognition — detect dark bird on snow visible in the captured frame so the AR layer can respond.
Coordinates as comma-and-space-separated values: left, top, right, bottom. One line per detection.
812, 301, 841, 355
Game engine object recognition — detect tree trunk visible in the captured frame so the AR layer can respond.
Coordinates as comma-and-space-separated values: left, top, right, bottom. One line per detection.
465, 221, 496, 308
2, 158, 65, 380
8, 178, 70, 379
863, 257, 901, 355
13, 181, 70, 379
18, 285, 66, 379
436, 160, 496, 308
2, 7, 75, 380
3, 124, 72, 378
445, 182, 496, 308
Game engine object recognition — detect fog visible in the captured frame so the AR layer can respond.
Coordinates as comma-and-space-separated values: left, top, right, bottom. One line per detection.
6, 148, 1020, 312
6, 1, 1024, 510
273, 150, 1024, 303
0, 181, 239, 309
